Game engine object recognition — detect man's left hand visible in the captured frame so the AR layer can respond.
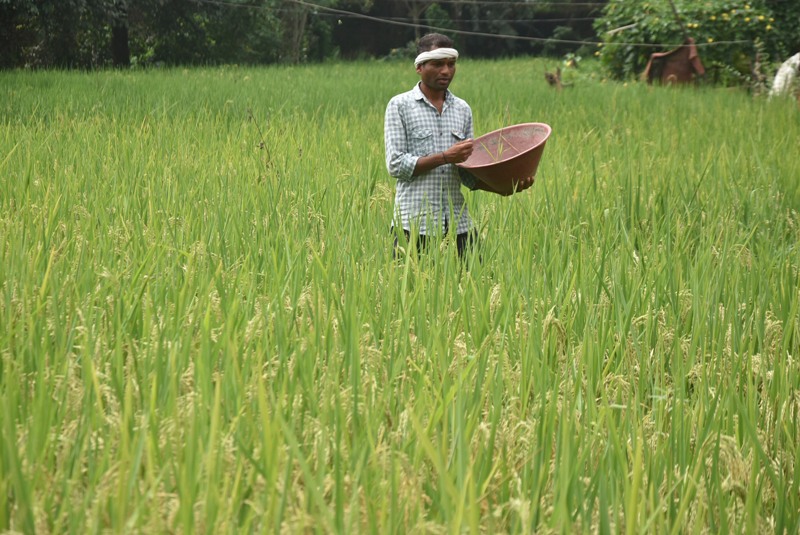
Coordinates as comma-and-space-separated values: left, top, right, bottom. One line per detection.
505, 175, 534, 195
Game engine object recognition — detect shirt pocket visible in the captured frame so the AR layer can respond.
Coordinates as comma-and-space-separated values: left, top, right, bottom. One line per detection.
410, 128, 434, 155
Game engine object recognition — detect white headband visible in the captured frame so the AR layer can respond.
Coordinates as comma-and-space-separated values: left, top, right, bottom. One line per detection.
414, 47, 459, 67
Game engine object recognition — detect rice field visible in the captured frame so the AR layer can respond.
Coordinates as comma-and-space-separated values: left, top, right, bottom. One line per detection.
1, 58, 799, 533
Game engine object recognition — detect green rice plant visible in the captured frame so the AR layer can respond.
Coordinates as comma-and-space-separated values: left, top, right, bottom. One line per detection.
0, 58, 798, 533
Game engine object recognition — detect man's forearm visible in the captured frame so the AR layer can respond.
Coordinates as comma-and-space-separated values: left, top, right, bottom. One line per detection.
412, 152, 450, 176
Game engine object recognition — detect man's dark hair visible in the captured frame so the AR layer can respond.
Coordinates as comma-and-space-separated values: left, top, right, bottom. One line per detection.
417, 33, 454, 54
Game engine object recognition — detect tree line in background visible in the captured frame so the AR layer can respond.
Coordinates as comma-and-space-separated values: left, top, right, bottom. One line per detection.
1, 0, 797, 83
0, 0, 601, 68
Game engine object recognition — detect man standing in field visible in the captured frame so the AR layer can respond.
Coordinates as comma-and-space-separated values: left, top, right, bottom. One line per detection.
384, 32, 533, 258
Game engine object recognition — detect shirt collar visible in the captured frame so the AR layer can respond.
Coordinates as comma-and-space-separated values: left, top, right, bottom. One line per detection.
413, 82, 451, 104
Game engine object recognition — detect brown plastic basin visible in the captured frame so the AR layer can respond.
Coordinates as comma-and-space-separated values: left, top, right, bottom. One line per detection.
457, 122, 551, 195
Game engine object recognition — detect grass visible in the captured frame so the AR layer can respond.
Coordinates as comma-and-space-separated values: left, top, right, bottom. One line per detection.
1, 58, 799, 533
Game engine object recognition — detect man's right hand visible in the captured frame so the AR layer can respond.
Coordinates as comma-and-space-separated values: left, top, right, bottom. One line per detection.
444, 139, 473, 164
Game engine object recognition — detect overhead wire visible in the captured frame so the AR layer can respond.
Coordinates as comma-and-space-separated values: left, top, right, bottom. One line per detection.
320, 14, 602, 23
191, 0, 606, 7
292, 0, 751, 48
189, 0, 753, 49
191, 0, 599, 21
189, 0, 602, 23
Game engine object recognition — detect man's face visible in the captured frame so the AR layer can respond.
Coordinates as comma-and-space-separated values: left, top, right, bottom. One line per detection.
416, 55, 457, 92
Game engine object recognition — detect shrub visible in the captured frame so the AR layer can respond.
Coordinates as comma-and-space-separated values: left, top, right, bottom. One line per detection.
593, 0, 790, 82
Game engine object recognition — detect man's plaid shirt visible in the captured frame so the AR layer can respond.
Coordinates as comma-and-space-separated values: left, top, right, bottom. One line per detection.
384, 83, 478, 236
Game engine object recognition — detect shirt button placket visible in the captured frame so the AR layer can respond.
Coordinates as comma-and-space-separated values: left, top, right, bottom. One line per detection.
437, 114, 446, 230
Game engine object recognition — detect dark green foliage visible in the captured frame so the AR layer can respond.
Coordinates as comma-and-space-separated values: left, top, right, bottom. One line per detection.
2, 0, 605, 69
137, 0, 282, 66
765, 0, 800, 54
0, 0, 37, 68
3, 0, 286, 68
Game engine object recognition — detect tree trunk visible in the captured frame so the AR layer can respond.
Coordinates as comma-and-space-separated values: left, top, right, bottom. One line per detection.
402, 0, 432, 41
282, 1, 308, 64
112, 24, 130, 67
